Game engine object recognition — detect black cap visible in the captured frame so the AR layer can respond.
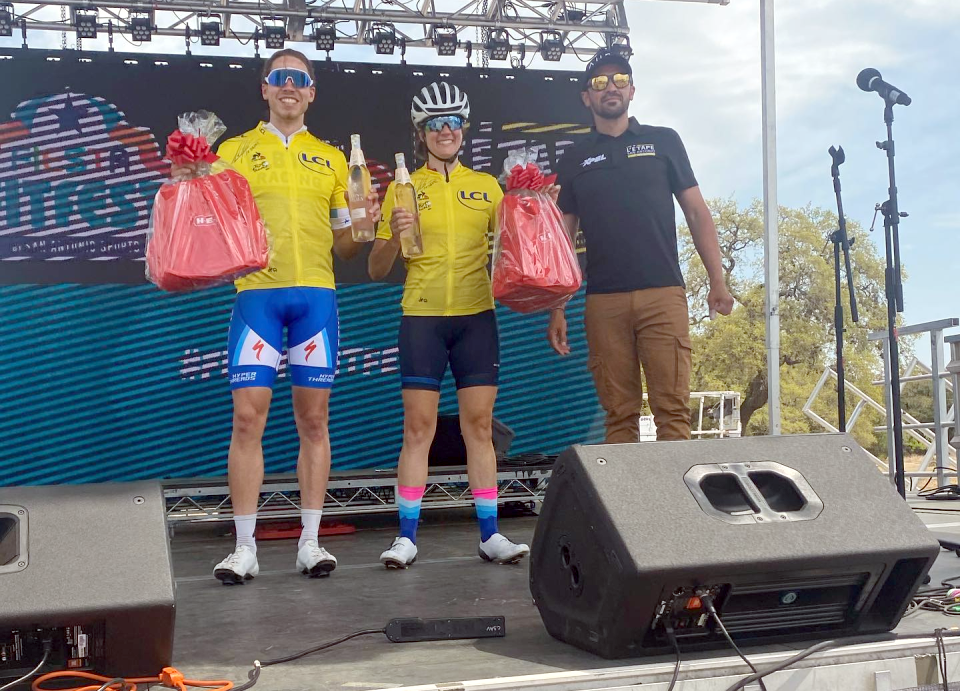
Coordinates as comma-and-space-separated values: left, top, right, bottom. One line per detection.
582, 48, 632, 89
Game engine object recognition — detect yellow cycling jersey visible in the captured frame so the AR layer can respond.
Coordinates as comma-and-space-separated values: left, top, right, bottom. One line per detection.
377, 164, 504, 317
216, 123, 350, 292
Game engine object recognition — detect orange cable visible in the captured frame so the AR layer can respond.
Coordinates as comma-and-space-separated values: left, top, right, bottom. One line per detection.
31, 667, 233, 691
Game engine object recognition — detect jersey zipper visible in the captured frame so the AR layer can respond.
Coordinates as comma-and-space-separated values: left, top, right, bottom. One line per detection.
444, 171, 455, 316
287, 134, 303, 285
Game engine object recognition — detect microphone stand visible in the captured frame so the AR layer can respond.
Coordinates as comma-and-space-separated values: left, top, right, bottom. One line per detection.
875, 99, 908, 498
828, 146, 858, 433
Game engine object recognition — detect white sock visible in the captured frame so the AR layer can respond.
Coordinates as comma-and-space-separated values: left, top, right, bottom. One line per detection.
299, 508, 323, 549
234, 514, 257, 554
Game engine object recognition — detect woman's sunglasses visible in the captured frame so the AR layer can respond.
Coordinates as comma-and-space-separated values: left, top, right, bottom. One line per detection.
264, 68, 315, 89
588, 73, 631, 91
424, 115, 465, 132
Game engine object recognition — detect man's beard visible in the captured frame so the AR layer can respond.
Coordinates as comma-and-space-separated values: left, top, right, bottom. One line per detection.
593, 98, 629, 120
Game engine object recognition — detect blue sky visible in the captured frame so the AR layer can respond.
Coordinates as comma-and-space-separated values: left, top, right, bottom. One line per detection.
3, 0, 957, 356
621, 0, 959, 362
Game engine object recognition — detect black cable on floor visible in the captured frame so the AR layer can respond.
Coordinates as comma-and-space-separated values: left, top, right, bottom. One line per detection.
702, 595, 767, 691
665, 625, 682, 691
231, 627, 386, 690
724, 629, 960, 691
936, 628, 949, 691
259, 628, 386, 666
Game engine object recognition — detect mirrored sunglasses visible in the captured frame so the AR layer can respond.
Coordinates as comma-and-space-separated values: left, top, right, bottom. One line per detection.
424, 115, 464, 132
589, 73, 631, 91
265, 68, 314, 89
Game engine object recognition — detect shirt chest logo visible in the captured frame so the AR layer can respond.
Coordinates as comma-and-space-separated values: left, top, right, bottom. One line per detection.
627, 144, 656, 158
298, 151, 333, 175
457, 189, 493, 211
249, 151, 269, 172
581, 154, 607, 168
418, 191, 432, 212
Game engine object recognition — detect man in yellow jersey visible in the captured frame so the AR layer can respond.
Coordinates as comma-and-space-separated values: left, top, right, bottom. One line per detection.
368, 82, 531, 568
190, 49, 380, 583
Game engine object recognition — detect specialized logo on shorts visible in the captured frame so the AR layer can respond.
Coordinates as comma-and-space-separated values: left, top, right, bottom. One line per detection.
298, 152, 334, 175
233, 327, 281, 369
627, 144, 656, 158
457, 189, 494, 212
289, 328, 333, 369
581, 154, 607, 168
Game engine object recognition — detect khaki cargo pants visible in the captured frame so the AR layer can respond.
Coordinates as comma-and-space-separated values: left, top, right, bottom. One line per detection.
584, 287, 692, 442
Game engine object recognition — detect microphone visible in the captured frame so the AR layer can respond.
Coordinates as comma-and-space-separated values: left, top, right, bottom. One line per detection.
857, 68, 912, 106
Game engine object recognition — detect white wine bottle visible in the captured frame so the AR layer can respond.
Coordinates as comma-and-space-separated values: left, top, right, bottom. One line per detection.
348, 134, 375, 242
393, 153, 423, 258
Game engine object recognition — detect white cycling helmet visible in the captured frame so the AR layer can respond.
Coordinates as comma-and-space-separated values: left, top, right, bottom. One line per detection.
410, 81, 470, 128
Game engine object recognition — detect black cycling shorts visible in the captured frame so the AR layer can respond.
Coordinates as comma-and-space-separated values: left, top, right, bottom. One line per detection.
398, 310, 500, 391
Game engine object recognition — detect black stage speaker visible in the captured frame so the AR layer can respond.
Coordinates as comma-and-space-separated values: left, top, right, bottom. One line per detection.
0, 481, 175, 678
530, 434, 939, 659
428, 415, 515, 467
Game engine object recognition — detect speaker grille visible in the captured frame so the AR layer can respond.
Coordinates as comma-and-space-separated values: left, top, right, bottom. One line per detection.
720, 572, 868, 635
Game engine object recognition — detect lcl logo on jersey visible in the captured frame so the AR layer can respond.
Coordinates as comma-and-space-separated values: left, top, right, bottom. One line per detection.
298, 152, 333, 175
457, 189, 493, 211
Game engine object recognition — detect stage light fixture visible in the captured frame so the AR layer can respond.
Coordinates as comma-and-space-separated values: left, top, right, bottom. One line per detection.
74, 8, 99, 39
313, 22, 335, 52
370, 23, 396, 55
0, 3, 14, 37
261, 17, 286, 49
608, 34, 632, 59
539, 30, 564, 62
200, 15, 221, 46
129, 11, 152, 42
433, 26, 457, 57
485, 28, 509, 61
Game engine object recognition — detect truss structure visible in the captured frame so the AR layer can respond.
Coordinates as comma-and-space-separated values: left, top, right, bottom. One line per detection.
164, 464, 552, 526
4, 0, 728, 60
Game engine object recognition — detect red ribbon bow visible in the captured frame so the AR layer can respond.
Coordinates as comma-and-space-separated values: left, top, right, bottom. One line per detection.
505, 163, 557, 192
166, 130, 219, 166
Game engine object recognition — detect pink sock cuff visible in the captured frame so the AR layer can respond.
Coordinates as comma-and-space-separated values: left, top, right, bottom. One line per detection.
398, 485, 426, 501
471, 487, 498, 500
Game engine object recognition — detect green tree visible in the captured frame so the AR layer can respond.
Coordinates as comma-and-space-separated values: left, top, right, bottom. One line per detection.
682, 198, 898, 455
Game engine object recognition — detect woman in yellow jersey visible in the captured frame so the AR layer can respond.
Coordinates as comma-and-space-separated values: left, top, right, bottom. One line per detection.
172, 50, 380, 584
368, 82, 529, 568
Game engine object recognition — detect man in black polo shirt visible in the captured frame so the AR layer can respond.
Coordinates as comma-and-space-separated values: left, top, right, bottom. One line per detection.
550, 48, 734, 442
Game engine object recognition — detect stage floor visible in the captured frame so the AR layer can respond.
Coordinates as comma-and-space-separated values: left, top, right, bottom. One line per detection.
168, 501, 960, 691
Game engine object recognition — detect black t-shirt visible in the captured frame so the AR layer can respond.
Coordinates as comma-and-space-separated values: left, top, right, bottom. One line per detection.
556, 118, 698, 294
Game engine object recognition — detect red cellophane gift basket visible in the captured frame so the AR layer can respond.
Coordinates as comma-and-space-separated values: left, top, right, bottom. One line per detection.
492, 149, 581, 313
146, 111, 269, 291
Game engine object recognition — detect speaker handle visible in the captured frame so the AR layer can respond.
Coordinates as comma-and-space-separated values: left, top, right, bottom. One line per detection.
683, 462, 824, 526
0, 505, 29, 574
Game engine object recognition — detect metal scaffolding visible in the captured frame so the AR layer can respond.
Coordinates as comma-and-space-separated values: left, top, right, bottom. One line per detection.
2, 0, 728, 58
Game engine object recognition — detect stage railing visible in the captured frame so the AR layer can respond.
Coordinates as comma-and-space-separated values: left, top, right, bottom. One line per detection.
163, 465, 552, 529
803, 318, 958, 490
